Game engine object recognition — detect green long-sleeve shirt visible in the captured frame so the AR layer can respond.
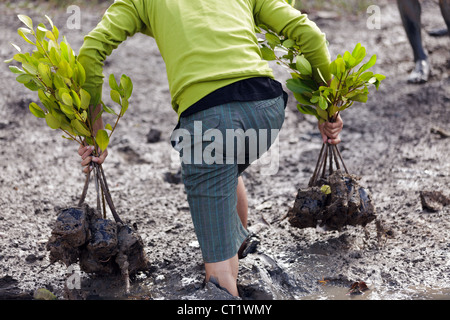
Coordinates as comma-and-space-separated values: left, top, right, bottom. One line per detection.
78, 0, 331, 116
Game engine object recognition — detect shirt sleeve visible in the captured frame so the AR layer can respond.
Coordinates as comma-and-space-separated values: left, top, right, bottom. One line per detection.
77, 0, 146, 107
253, 0, 331, 82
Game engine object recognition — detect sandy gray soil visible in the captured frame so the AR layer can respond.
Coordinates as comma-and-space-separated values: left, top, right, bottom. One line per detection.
0, 0, 449, 300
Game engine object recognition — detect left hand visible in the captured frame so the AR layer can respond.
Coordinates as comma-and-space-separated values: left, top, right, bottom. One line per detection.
318, 114, 343, 145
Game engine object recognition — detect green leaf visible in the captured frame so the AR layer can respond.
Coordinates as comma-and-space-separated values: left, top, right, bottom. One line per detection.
53, 74, 66, 91
49, 46, 61, 66
373, 74, 386, 90
18, 28, 35, 45
11, 44, 22, 54
334, 57, 346, 76
316, 68, 328, 84
16, 74, 34, 84
60, 102, 75, 116
22, 61, 38, 75
75, 61, 86, 86
18, 15, 33, 29
36, 23, 47, 42
95, 129, 109, 152
37, 63, 52, 87
61, 92, 73, 106
25, 80, 42, 91
359, 54, 377, 73
286, 78, 315, 95
352, 43, 366, 62
45, 113, 60, 129
348, 93, 368, 103
318, 96, 328, 110
320, 185, 331, 195
120, 74, 133, 99
296, 55, 312, 76
79, 89, 91, 110
81, 110, 88, 122
293, 92, 313, 105
57, 59, 73, 79
109, 74, 119, 91
59, 41, 70, 63
71, 90, 81, 109
260, 46, 276, 61
105, 123, 113, 131
45, 15, 54, 28
282, 39, 295, 48
265, 33, 281, 48
71, 119, 91, 137
297, 104, 318, 118
102, 102, 117, 116
61, 135, 74, 141
110, 89, 121, 105
46, 30, 56, 43
9, 66, 26, 74
316, 106, 328, 121
343, 51, 356, 68
29, 102, 46, 118
52, 25, 59, 42
120, 98, 129, 116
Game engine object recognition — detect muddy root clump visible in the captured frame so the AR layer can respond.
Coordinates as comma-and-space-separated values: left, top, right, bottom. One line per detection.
46, 205, 150, 279
288, 170, 376, 231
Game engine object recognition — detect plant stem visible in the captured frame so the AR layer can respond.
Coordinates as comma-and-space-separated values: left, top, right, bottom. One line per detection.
309, 143, 326, 187
331, 145, 341, 171
334, 144, 349, 174
321, 143, 328, 179
78, 167, 90, 207
101, 186, 106, 219
96, 163, 123, 224
94, 165, 101, 212
328, 143, 333, 175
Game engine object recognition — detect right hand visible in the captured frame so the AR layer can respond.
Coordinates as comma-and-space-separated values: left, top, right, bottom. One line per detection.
78, 144, 108, 174
318, 113, 343, 145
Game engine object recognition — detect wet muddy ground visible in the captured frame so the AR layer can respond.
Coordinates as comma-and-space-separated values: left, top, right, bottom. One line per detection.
0, 0, 449, 300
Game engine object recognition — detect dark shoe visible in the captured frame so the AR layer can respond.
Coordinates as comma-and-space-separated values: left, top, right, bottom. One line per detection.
427, 28, 448, 37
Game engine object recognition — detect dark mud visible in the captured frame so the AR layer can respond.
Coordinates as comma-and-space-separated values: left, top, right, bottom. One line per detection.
47, 205, 149, 279
288, 170, 376, 231
0, 0, 449, 300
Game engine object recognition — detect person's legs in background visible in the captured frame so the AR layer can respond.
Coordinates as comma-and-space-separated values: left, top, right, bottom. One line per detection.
397, 0, 430, 83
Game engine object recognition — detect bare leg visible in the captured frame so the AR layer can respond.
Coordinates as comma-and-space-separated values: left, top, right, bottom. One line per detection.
205, 254, 239, 296
397, 0, 430, 83
203, 177, 248, 297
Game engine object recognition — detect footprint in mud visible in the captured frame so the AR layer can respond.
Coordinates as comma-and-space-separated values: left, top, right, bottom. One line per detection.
239, 252, 301, 300
117, 145, 149, 164
164, 168, 182, 184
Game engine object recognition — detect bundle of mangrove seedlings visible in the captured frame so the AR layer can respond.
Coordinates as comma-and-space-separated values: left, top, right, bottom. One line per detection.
259, 21, 384, 231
